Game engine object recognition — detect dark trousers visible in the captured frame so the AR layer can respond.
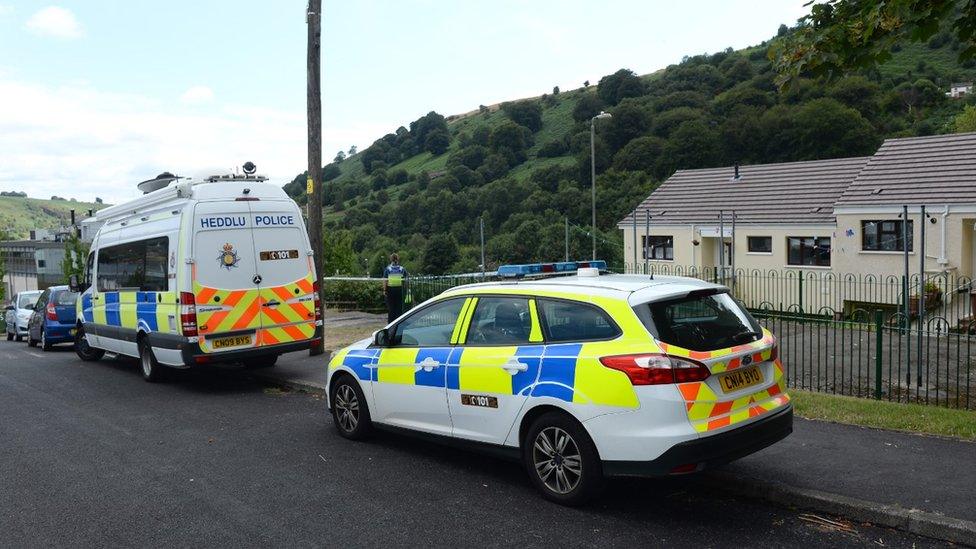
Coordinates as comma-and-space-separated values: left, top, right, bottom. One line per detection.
386, 287, 403, 323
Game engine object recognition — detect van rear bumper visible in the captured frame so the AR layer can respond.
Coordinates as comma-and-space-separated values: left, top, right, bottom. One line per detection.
147, 328, 323, 366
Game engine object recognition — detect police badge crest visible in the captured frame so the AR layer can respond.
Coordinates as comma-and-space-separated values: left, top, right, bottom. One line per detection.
218, 243, 240, 270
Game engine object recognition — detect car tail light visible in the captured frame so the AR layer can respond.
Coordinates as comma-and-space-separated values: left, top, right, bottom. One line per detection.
600, 353, 710, 385
313, 280, 322, 322
180, 291, 198, 337
46, 303, 58, 321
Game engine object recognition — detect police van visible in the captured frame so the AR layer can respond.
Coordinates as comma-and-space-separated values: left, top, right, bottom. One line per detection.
71, 168, 322, 381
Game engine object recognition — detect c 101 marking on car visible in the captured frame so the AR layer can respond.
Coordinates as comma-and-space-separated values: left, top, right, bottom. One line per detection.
461, 394, 498, 408
260, 249, 300, 261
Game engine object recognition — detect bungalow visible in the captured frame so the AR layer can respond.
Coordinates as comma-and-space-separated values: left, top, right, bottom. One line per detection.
619, 132, 976, 316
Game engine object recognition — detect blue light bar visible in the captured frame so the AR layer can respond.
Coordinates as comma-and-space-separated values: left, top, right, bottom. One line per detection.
497, 260, 607, 278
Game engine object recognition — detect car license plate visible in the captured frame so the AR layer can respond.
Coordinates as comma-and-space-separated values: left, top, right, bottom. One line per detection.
211, 335, 252, 349
719, 365, 763, 393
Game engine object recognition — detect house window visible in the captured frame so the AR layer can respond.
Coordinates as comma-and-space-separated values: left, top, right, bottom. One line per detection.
641, 235, 673, 260
787, 237, 831, 267
37, 259, 46, 268
862, 220, 913, 252
747, 236, 772, 253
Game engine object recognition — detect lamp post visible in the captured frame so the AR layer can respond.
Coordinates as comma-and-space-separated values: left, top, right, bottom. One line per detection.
590, 111, 612, 260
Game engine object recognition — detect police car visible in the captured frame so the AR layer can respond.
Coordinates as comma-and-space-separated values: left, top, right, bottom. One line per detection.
70, 167, 322, 381
326, 261, 792, 505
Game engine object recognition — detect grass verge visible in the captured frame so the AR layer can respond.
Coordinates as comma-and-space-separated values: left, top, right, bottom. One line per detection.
790, 389, 976, 441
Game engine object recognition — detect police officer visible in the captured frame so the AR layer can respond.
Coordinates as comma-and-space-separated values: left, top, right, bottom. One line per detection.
383, 253, 408, 323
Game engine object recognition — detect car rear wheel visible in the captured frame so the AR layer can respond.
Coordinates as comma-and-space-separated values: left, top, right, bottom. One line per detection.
6, 331, 12, 341
41, 330, 52, 351
74, 326, 105, 361
523, 411, 604, 506
330, 374, 372, 440
138, 339, 165, 382
15, 334, 23, 342
27, 334, 38, 347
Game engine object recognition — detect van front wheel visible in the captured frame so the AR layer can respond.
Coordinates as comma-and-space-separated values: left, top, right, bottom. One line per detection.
74, 326, 105, 361
138, 339, 165, 382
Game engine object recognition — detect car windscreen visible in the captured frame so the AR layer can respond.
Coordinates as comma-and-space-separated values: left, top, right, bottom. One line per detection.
637, 290, 762, 352
54, 291, 79, 306
17, 293, 41, 309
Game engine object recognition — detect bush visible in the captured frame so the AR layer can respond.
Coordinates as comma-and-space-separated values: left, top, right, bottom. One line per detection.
323, 279, 385, 312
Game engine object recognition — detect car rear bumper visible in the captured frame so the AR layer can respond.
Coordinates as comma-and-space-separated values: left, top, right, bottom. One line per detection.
602, 404, 793, 477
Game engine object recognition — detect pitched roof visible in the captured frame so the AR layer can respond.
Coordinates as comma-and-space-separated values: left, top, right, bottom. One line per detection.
835, 132, 976, 206
619, 156, 870, 226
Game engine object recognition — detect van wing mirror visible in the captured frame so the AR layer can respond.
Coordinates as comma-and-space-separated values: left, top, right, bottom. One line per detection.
68, 274, 89, 293
373, 328, 391, 347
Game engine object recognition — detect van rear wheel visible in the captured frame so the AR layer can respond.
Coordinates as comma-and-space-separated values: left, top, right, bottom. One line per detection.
138, 339, 165, 382
74, 326, 104, 361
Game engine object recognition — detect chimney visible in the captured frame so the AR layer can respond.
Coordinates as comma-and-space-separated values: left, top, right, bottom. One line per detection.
733, 163, 741, 181
70, 209, 76, 226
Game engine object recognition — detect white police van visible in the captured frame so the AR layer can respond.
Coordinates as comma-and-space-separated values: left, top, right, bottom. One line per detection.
71, 168, 322, 381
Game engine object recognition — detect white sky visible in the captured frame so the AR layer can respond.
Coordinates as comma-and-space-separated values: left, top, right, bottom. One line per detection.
0, 1, 809, 203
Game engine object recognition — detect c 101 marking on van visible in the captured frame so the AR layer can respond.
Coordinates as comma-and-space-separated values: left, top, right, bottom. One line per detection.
260, 249, 299, 261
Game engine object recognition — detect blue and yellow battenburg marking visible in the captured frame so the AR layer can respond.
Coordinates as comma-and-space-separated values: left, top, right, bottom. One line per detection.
80, 290, 177, 333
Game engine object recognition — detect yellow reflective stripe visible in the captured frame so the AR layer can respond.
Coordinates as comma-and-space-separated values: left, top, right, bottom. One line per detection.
329, 347, 350, 371
450, 298, 473, 345
377, 348, 418, 384
388, 273, 404, 287
573, 341, 640, 407
458, 297, 478, 344
528, 299, 543, 343
457, 346, 513, 394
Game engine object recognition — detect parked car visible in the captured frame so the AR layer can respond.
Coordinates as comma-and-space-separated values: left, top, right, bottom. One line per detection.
27, 286, 79, 350
5, 290, 43, 342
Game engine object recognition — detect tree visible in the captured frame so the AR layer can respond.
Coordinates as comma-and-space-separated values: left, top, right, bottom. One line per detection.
612, 136, 664, 172
552, 86, 560, 95
770, 0, 976, 88
953, 104, 976, 132
658, 120, 722, 176
572, 92, 604, 123
95, 197, 103, 204
348, 145, 358, 156
334, 150, 346, 163
424, 129, 451, 155
489, 121, 532, 163
501, 100, 543, 132
421, 234, 460, 275
583, 80, 590, 88
322, 230, 357, 275
604, 100, 651, 152
61, 233, 89, 284
597, 69, 645, 106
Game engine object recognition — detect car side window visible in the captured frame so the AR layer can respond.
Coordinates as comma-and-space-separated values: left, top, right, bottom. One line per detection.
538, 299, 620, 343
35, 290, 50, 310
392, 298, 465, 347
466, 297, 533, 345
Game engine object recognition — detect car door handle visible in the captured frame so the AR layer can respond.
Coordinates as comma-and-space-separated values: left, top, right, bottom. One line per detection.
417, 356, 440, 372
503, 358, 528, 375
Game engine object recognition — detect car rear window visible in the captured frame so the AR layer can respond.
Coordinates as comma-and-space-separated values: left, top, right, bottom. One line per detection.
638, 290, 762, 352
17, 293, 40, 309
537, 299, 620, 342
54, 291, 78, 306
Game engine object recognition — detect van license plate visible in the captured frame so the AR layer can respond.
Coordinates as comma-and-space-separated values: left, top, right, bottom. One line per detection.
211, 335, 252, 349
719, 365, 763, 393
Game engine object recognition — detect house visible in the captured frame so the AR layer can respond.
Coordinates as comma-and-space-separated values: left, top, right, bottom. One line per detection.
0, 240, 69, 298
619, 132, 976, 316
947, 82, 973, 98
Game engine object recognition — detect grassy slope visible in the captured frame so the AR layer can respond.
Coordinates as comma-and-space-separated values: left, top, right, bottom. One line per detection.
0, 197, 104, 240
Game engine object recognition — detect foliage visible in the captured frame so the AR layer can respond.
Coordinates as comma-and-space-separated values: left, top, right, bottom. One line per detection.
422, 234, 460, 275
323, 279, 385, 312
61, 233, 89, 284
597, 69, 645, 106
322, 230, 358, 276
953, 104, 976, 130
501, 100, 543, 132
770, 0, 976, 88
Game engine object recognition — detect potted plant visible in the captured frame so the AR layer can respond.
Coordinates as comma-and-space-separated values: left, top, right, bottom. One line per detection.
924, 281, 943, 306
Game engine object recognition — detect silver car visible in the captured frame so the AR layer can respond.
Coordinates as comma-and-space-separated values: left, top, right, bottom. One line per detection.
5, 291, 42, 342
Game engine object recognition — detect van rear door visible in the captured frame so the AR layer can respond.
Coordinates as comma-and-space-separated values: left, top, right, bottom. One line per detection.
248, 201, 316, 347
191, 202, 262, 353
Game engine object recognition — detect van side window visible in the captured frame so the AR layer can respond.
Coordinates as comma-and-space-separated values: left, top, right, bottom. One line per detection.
538, 299, 620, 342
97, 237, 170, 292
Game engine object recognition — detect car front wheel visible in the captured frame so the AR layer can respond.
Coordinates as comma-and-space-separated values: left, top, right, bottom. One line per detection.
330, 374, 372, 440
523, 411, 604, 506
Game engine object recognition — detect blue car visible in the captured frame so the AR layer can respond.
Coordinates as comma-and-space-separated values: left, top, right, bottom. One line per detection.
27, 286, 79, 351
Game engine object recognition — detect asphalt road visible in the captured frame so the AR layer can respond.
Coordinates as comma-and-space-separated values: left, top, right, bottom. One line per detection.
0, 340, 950, 548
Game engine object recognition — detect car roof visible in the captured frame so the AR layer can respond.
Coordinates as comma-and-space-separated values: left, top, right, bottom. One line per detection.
441, 274, 725, 303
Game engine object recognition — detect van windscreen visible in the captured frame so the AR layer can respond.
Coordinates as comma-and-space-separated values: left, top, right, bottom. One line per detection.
637, 291, 762, 352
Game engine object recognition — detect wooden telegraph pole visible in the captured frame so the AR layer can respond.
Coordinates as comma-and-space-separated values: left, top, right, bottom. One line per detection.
307, 0, 324, 356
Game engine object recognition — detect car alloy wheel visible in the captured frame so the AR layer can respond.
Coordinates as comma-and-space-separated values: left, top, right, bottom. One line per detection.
532, 427, 583, 495
334, 384, 360, 433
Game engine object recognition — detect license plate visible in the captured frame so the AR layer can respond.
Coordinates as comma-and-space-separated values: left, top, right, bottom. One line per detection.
719, 365, 763, 393
211, 335, 252, 349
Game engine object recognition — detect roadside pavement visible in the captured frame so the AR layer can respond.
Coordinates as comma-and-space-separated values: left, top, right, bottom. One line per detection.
256, 313, 976, 546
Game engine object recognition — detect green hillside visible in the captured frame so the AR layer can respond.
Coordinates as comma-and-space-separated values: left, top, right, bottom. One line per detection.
288, 25, 976, 276
0, 196, 105, 240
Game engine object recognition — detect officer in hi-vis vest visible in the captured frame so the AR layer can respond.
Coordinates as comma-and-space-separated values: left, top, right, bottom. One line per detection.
383, 253, 408, 323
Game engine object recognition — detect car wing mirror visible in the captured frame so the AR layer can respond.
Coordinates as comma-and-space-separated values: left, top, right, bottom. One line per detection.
373, 328, 391, 347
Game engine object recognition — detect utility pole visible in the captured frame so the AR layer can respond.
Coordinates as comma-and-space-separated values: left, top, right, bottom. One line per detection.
306, 0, 324, 356
479, 217, 486, 278
564, 217, 569, 262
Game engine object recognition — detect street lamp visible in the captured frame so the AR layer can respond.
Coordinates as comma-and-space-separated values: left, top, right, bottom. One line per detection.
590, 111, 612, 260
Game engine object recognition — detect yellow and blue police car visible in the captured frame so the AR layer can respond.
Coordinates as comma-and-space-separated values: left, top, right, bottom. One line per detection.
326, 261, 792, 505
